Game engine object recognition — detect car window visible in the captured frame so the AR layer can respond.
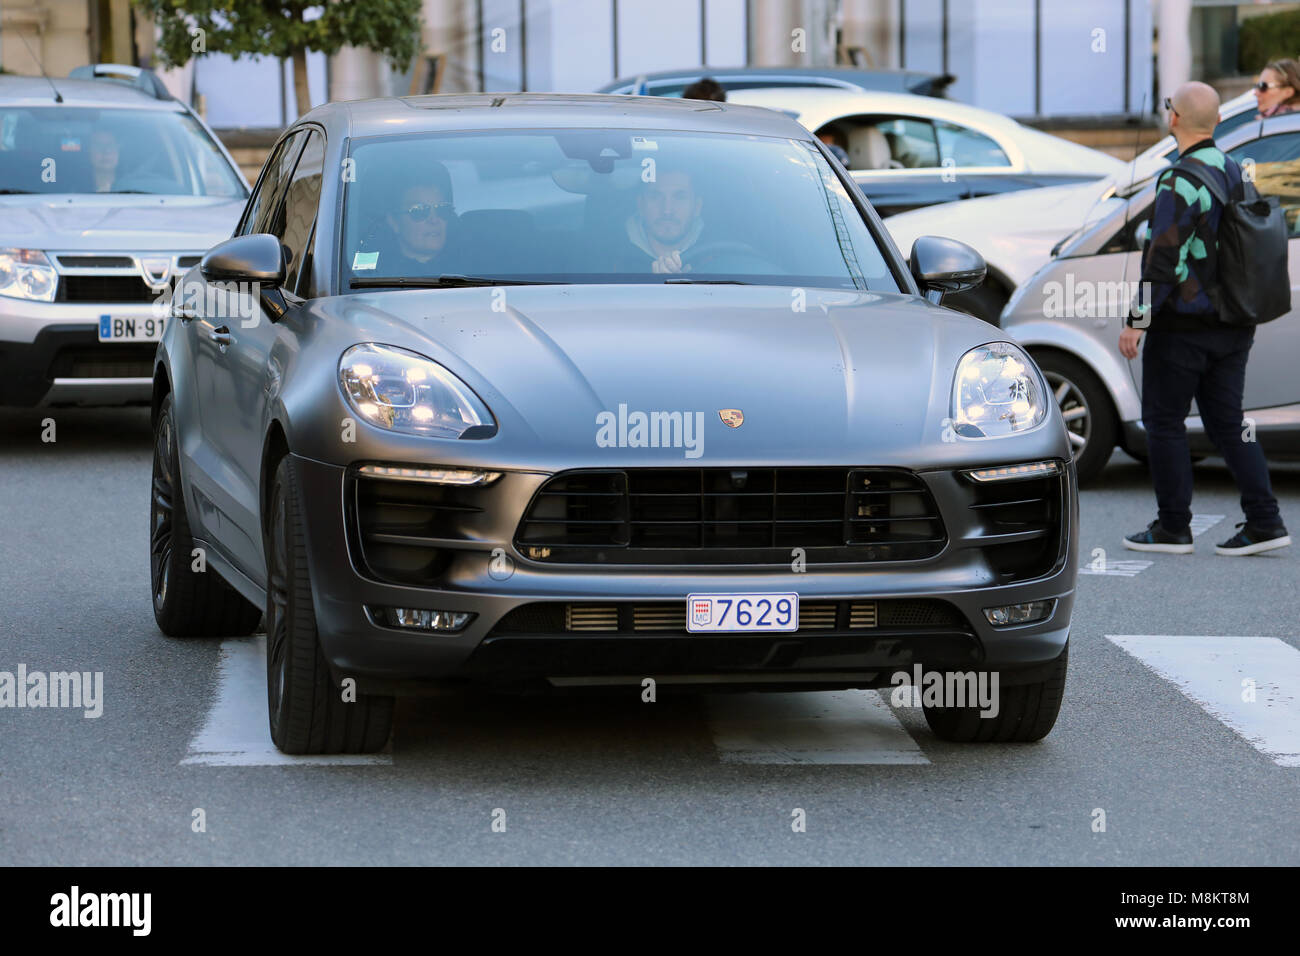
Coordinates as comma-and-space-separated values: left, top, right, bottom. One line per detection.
646, 80, 843, 97
280, 130, 325, 295
242, 131, 306, 237
341, 129, 899, 292
816, 115, 939, 171
1228, 131, 1300, 236
935, 121, 1011, 167
0, 106, 244, 197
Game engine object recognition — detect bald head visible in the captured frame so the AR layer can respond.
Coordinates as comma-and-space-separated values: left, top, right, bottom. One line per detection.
1170, 81, 1220, 135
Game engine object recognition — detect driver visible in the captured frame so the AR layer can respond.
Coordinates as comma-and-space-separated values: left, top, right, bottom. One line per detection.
89, 127, 121, 192
619, 168, 705, 274
362, 161, 460, 276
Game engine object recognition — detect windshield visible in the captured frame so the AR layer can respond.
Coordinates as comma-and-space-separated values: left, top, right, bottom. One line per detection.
0, 106, 245, 197
341, 129, 899, 290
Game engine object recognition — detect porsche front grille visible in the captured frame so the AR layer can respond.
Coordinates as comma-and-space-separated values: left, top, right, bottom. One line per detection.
500, 599, 964, 635
514, 467, 946, 565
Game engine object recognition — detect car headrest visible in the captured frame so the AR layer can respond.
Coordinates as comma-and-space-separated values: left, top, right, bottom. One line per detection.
849, 126, 895, 171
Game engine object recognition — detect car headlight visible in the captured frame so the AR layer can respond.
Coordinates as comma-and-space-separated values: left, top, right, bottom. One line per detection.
950, 342, 1046, 438
0, 248, 57, 302
339, 343, 494, 439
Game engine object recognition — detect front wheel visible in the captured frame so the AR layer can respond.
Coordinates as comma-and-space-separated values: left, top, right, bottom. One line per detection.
265, 456, 393, 754
1033, 352, 1117, 485
922, 645, 1068, 743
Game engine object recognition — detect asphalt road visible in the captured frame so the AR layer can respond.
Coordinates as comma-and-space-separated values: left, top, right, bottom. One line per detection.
2, 405, 1298, 866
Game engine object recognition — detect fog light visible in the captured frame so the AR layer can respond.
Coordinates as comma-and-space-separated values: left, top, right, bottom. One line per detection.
963, 461, 1062, 483
370, 606, 474, 632
983, 600, 1054, 626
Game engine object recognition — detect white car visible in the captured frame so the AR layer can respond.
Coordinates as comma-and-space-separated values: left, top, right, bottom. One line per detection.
726, 86, 1122, 227
884, 91, 1262, 324
0, 65, 248, 407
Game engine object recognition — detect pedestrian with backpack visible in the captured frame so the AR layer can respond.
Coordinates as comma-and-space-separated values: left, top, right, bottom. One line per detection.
1120, 81, 1292, 556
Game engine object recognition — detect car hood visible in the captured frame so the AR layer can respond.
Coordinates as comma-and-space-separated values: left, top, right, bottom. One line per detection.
884, 179, 1117, 288
302, 284, 1048, 469
0, 194, 244, 251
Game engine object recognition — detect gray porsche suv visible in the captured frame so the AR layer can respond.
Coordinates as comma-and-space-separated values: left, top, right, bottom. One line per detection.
0, 65, 247, 407
150, 93, 1077, 754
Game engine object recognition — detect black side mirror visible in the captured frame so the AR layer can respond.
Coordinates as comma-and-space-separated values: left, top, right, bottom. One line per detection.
909, 235, 986, 305
201, 234, 289, 320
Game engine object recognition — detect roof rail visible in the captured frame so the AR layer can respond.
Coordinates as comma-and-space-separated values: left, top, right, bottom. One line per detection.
68, 64, 172, 101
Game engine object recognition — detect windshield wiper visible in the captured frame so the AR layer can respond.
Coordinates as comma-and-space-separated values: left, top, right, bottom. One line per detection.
350, 274, 563, 289
0, 188, 34, 194
661, 277, 754, 285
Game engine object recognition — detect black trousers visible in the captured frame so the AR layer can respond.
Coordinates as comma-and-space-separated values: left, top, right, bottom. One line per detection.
1141, 327, 1281, 533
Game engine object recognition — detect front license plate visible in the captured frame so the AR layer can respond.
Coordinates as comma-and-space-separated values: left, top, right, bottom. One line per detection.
686, 593, 799, 633
98, 314, 166, 343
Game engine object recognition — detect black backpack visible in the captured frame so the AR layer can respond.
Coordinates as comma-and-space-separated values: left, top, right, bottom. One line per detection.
1173, 158, 1290, 326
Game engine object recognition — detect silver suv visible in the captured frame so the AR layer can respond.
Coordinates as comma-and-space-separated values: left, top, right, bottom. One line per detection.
0, 65, 247, 407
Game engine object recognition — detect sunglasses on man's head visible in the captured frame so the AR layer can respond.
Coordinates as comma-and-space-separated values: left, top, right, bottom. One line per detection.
1163, 96, 1179, 116
401, 201, 453, 222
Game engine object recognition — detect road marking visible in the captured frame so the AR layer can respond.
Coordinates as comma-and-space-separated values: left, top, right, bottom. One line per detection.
1080, 558, 1153, 577
1081, 517, 1226, 577
706, 689, 929, 765
1189, 514, 1226, 538
181, 637, 392, 766
1107, 635, 1300, 767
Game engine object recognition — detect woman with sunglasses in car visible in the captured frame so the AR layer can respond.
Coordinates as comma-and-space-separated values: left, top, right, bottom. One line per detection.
1254, 59, 1300, 118
362, 162, 461, 277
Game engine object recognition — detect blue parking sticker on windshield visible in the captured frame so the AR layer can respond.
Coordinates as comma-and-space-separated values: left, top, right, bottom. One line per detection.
352, 251, 379, 271
61, 136, 82, 152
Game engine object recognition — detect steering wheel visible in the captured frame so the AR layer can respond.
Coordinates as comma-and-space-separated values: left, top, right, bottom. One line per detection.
681, 240, 774, 273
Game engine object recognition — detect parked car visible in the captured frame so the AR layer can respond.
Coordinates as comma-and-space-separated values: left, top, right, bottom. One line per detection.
995, 107, 1300, 483
884, 90, 1264, 325
150, 92, 1077, 753
596, 65, 954, 99
0, 64, 249, 407
725, 87, 1123, 224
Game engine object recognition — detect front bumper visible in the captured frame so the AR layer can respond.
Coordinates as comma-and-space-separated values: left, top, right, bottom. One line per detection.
290, 454, 1078, 694
0, 297, 160, 406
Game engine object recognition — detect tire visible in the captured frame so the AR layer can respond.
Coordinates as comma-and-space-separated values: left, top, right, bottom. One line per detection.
151, 393, 262, 637
942, 282, 1006, 326
265, 455, 394, 754
1033, 352, 1117, 485
922, 645, 1068, 743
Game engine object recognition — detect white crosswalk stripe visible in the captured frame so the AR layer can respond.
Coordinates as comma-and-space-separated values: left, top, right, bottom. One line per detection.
183, 634, 1300, 770
1189, 514, 1226, 538
1108, 634, 1300, 767
181, 637, 392, 766
1079, 557, 1153, 577
705, 689, 930, 765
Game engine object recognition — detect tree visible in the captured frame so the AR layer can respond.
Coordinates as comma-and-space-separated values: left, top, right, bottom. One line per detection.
1239, 9, 1300, 74
134, 1, 423, 119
